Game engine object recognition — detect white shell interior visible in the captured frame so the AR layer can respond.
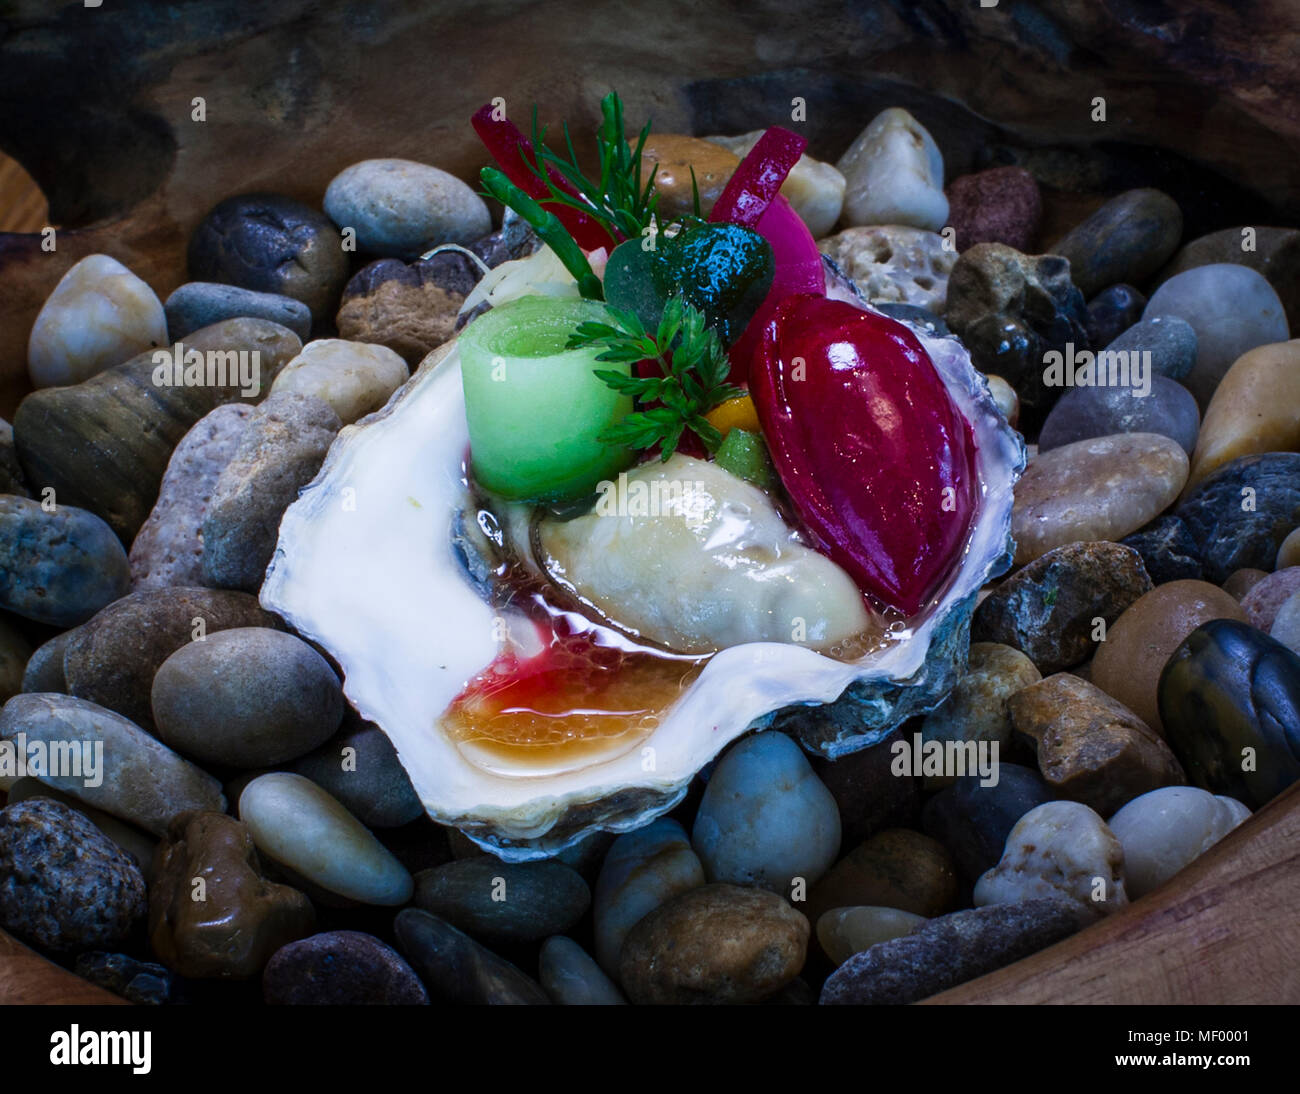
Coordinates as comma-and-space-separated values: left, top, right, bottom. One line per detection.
262, 305, 1023, 858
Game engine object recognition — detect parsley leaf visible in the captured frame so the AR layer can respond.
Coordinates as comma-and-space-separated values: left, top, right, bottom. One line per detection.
567, 296, 745, 461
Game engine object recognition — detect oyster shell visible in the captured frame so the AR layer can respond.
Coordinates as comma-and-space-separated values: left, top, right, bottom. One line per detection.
262, 264, 1025, 861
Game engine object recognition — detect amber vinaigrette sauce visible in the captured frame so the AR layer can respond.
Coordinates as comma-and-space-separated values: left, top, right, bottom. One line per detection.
441, 545, 902, 771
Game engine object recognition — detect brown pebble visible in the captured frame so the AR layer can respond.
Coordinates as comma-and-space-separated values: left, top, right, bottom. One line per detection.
806, 828, 959, 926
1090, 580, 1247, 733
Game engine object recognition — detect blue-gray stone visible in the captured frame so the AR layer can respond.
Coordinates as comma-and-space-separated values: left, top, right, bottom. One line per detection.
0, 496, 130, 626
1176, 453, 1300, 582
1144, 264, 1289, 408
1051, 188, 1183, 299
1037, 374, 1200, 454
413, 856, 589, 944
165, 282, 312, 342
1105, 314, 1198, 381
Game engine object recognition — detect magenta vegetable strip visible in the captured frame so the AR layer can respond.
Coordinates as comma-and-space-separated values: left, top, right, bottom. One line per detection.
709, 126, 808, 227
471, 103, 615, 252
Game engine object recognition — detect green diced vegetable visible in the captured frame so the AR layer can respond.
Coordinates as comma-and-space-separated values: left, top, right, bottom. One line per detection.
714, 428, 777, 490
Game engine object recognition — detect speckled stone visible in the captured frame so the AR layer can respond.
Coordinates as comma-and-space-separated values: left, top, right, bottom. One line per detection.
1009, 673, 1186, 815
1085, 284, 1146, 350
1144, 264, 1290, 409
414, 856, 590, 945
337, 253, 481, 365
0, 693, 226, 836
975, 800, 1127, 915
816, 226, 955, 312
1176, 453, 1300, 582
27, 254, 168, 388
974, 541, 1153, 672
63, 585, 280, 730
128, 403, 252, 590
944, 166, 1042, 253
1120, 515, 1203, 585
921, 764, 1057, 882
1049, 189, 1183, 299
263, 930, 429, 1004
820, 899, 1086, 1005
638, 134, 739, 220
151, 627, 344, 768
0, 496, 130, 627
1011, 434, 1189, 566
1241, 570, 1300, 633
0, 798, 146, 952
149, 811, 315, 979
188, 192, 349, 324
618, 883, 809, 1005
11, 319, 302, 542
201, 392, 341, 592
165, 282, 312, 342
1090, 579, 1247, 733
394, 907, 549, 1005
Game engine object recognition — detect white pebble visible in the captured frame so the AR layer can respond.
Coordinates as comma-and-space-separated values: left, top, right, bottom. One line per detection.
239, 772, 413, 905
28, 254, 168, 388
836, 108, 948, 231
269, 338, 409, 424
1107, 786, 1250, 899
975, 800, 1127, 916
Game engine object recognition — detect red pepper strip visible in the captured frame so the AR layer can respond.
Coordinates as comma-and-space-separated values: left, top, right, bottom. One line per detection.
471, 104, 616, 252
751, 295, 979, 616
709, 126, 808, 228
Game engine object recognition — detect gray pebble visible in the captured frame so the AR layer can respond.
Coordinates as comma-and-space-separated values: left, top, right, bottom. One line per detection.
1104, 315, 1198, 381
414, 856, 590, 944
151, 627, 344, 768
1038, 375, 1200, 454
202, 392, 341, 592
165, 282, 312, 342
289, 714, 421, 828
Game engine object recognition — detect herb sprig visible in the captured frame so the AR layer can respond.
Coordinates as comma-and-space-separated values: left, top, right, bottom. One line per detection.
567, 296, 745, 461
525, 92, 659, 241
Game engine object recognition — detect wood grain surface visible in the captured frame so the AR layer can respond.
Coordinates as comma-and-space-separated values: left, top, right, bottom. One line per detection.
924, 779, 1300, 1005
0, 929, 128, 1005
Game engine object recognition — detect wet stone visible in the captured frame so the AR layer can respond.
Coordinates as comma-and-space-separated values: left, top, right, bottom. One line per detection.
394, 907, 550, 1005
1085, 284, 1146, 350
1159, 619, 1300, 810
1120, 515, 1204, 585
973, 541, 1153, 672
0, 798, 146, 953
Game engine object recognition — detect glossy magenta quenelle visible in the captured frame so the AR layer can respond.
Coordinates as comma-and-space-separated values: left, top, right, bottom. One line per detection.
751, 295, 980, 615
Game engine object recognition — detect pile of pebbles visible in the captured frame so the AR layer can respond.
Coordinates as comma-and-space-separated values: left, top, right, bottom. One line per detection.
1, 107, 1298, 1006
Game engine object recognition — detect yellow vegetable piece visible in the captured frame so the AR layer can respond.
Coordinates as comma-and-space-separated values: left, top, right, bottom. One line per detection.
705, 393, 762, 438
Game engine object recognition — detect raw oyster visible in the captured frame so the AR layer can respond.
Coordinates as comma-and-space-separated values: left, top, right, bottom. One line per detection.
262, 265, 1024, 860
